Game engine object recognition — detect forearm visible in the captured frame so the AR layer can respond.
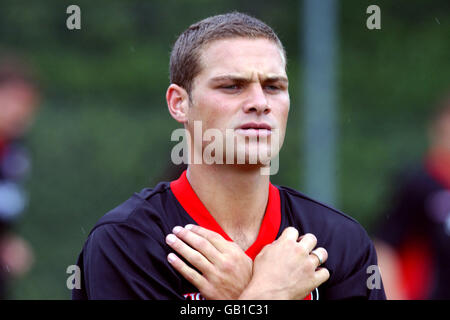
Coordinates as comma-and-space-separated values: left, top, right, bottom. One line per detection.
238, 278, 291, 300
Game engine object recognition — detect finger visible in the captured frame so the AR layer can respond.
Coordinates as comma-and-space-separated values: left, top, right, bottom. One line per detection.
172, 226, 222, 262
165, 233, 213, 274
167, 252, 208, 289
314, 267, 330, 286
184, 224, 232, 253
280, 227, 299, 242
298, 233, 317, 253
309, 247, 328, 267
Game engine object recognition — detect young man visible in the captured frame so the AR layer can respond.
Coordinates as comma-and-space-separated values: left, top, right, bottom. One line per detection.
0, 55, 37, 298
374, 94, 450, 299
73, 12, 386, 300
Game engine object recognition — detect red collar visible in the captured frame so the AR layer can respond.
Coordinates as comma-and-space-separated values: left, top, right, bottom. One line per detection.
170, 170, 281, 260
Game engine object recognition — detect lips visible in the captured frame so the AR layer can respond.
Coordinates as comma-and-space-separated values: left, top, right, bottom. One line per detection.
238, 122, 272, 130
236, 122, 272, 137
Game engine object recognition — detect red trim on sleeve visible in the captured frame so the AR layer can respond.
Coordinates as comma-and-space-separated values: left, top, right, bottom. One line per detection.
170, 170, 281, 260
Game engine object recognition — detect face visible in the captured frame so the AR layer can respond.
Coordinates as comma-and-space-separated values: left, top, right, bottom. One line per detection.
187, 37, 290, 165
0, 83, 37, 139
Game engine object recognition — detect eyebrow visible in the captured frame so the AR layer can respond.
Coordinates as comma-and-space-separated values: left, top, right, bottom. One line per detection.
209, 75, 288, 84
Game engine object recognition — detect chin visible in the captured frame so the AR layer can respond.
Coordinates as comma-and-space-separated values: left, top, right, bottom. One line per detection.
230, 143, 275, 165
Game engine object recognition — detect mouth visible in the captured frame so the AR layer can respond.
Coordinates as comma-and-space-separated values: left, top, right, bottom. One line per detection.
235, 122, 272, 137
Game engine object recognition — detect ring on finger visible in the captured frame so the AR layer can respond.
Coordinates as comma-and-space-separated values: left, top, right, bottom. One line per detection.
310, 249, 323, 265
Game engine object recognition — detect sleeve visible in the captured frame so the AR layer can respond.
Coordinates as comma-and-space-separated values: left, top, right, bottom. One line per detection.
323, 224, 387, 300
72, 223, 184, 300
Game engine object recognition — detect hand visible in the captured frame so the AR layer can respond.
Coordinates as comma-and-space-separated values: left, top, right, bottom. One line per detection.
165, 224, 253, 300
239, 227, 329, 300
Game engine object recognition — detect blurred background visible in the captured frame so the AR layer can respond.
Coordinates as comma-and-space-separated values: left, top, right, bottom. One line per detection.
0, 0, 449, 299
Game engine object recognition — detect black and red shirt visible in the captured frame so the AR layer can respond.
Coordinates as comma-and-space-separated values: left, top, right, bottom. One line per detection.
375, 148, 450, 299
72, 170, 386, 300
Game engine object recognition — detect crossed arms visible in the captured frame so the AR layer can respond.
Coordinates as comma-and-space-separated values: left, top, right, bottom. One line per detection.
165, 225, 330, 300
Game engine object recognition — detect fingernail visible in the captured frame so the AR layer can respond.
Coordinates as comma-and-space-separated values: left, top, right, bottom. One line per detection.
185, 224, 194, 230
167, 253, 177, 263
166, 234, 177, 245
172, 226, 183, 234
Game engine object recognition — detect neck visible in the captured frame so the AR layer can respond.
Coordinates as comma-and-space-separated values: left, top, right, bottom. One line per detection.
186, 164, 270, 249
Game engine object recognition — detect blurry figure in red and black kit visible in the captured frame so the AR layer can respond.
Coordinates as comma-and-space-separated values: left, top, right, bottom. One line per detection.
0, 54, 38, 298
374, 92, 450, 300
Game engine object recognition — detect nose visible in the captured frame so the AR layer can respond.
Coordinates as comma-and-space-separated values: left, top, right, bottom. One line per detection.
243, 84, 271, 115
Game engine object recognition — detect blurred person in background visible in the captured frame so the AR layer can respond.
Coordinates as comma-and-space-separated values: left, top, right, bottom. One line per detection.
374, 92, 450, 300
0, 53, 38, 299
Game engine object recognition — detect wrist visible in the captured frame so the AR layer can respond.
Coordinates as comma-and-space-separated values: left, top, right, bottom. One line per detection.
238, 279, 286, 300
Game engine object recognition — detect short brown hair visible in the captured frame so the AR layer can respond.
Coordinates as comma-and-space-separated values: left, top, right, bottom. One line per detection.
169, 11, 286, 96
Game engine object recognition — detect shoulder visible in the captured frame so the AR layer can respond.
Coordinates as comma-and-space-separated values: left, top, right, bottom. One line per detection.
79, 181, 178, 263
391, 164, 441, 197
277, 185, 366, 242
89, 181, 174, 237
75, 181, 184, 299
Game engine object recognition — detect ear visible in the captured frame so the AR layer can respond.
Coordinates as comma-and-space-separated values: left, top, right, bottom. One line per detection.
166, 84, 190, 123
